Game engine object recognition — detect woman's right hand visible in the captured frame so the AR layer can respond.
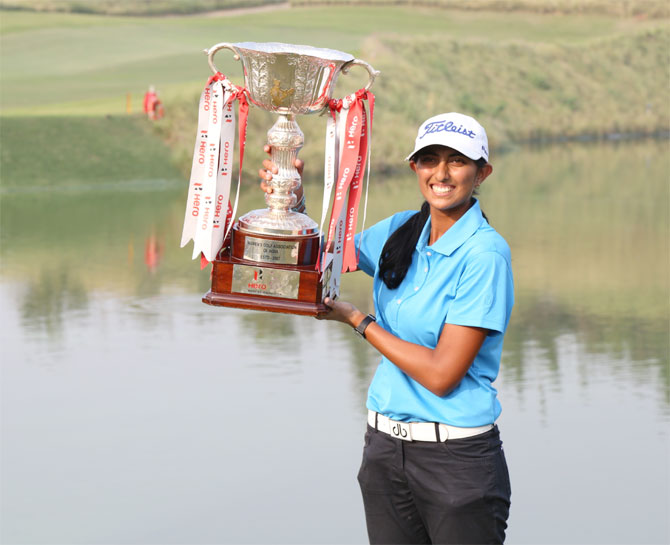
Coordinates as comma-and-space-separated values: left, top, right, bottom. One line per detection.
258, 144, 304, 195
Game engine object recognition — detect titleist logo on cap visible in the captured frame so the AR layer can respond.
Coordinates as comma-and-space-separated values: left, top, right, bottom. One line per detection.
420, 120, 476, 139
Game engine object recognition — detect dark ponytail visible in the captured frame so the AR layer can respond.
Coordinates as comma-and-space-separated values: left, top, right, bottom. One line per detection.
378, 201, 430, 290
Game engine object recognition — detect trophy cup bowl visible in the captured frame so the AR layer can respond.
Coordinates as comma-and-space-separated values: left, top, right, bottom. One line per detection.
202, 42, 378, 315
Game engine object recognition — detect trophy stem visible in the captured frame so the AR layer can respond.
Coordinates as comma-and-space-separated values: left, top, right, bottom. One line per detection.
266, 114, 303, 212
237, 114, 318, 237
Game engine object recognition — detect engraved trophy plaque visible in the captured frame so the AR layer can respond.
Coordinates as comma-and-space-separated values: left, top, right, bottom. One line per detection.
201, 42, 378, 316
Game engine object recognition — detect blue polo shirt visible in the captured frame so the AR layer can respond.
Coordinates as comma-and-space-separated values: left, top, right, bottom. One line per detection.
355, 200, 514, 427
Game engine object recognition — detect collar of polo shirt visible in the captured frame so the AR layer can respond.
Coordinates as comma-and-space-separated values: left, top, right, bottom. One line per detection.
417, 199, 487, 256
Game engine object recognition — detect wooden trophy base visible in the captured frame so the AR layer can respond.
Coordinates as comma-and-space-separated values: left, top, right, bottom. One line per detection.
202, 225, 331, 316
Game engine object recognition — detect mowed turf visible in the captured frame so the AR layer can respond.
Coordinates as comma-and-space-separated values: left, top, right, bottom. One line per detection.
1, 6, 666, 114
1, 5, 667, 187
0, 115, 183, 187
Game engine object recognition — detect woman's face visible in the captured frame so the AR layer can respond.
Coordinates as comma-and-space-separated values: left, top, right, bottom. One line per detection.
410, 145, 492, 220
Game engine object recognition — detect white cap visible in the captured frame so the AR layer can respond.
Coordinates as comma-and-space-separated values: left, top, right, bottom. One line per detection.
406, 112, 489, 162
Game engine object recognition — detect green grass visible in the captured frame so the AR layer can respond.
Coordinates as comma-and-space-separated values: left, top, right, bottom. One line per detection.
152, 25, 669, 181
0, 115, 183, 188
2, 6, 666, 113
1, 6, 668, 183
366, 27, 669, 145
290, 0, 670, 18
5, 0, 668, 18
0, 0, 284, 16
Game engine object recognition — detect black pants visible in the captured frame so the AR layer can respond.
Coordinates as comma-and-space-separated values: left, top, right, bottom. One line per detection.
357, 425, 511, 544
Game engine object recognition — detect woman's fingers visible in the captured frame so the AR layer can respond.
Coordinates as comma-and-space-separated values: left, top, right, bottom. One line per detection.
264, 144, 305, 175
260, 146, 305, 193
262, 157, 277, 173
259, 155, 277, 194
258, 167, 273, 181
319, 297, 358, 325
258, 166, 273, 193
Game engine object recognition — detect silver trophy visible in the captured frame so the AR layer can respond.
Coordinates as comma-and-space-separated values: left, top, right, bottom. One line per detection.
203, 42, 378, 316
206, 41, 378, 237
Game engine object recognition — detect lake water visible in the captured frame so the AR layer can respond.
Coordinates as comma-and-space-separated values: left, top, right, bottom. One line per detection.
1, 140, 668, 544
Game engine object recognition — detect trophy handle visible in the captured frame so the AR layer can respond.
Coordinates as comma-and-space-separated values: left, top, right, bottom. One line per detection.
341, 59, 380, 92
205, 42, 241, 74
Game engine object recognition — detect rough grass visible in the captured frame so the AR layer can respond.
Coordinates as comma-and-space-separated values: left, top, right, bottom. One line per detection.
5, 0, 668, 18
2, 6, 664, 111
157, 26, 670, 180
289, 0, 670, 18
0, 0, 284, 16
1, 6, 668, 182
0, 115, 183, 188
363, 27, 670, 167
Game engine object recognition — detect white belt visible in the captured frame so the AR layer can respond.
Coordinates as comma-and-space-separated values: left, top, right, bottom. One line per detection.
368, 410, 493, 442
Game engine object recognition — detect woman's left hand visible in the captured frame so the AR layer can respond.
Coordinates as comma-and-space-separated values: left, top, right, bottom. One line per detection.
318, 297, 366, 328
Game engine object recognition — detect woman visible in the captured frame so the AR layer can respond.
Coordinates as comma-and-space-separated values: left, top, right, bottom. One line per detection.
261, 112, 513, 544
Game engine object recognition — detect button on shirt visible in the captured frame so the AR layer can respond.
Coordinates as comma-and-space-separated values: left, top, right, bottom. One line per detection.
355, 200, 514, 427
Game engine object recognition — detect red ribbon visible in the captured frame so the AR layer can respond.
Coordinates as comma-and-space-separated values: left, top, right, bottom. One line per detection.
235, 91, 249, 196
328, 98, 343, 115
345, 90, 374, 271
322, 90, 375, 273
207, 72, 225, 86
341, 102, 367, 272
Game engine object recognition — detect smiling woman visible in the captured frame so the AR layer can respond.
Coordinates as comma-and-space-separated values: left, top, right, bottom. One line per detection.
324, 112, 512, 543
410, 145, 491, 233
263, 111, 514, 544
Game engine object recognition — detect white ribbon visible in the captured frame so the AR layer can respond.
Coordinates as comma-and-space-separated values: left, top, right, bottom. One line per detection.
180, 81, 217, 249
181, 78, 238, 262
319, 112, 339, 239
192, 81, 223, 260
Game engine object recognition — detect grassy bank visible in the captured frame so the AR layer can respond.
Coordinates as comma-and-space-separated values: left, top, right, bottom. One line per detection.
290, 0, 670, 18
4, 0, 667, 18
2, 6, 665, 112
0, 115, 182, 188
0, 0, 284, 16
158, 25, 670, 178
367, 27, 668, 162
1, 6, 668, 183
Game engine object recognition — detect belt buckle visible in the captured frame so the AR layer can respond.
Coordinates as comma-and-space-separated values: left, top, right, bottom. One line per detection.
389, 420, 412, 441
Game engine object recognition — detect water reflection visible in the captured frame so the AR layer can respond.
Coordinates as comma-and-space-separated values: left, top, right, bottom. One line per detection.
20, 265, 89, 338
144, 231, 164, 274
2, 140, 667, 396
